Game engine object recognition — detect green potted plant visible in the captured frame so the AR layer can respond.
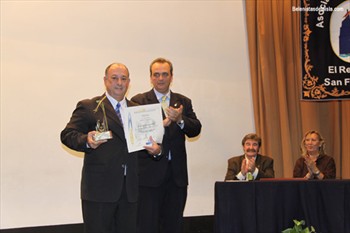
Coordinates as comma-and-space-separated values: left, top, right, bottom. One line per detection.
282, 219, 316, 233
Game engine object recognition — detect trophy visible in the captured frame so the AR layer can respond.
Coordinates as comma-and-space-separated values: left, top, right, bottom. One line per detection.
93, 96, 113, 141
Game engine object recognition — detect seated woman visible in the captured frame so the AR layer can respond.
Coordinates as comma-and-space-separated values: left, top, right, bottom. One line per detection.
293, 130, 336, 179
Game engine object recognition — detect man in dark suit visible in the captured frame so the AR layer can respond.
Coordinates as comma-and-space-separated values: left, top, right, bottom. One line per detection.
225, 133, 274, 181
61, 63, 161, 233
131, 58, 202, 233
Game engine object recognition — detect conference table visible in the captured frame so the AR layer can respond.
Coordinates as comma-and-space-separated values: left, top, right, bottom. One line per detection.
214, 179, 350, 233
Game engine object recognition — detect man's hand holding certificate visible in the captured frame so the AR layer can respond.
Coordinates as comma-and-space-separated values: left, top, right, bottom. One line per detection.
123, 103, 164, 153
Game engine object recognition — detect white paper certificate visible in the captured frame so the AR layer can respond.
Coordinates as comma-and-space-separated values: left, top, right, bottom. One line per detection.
123, 103, 164, 153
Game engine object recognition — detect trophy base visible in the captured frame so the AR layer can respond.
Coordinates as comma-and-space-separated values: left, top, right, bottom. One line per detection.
94, 131, 113, 141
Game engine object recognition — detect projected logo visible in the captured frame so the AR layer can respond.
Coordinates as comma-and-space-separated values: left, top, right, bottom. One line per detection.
301, 0, 350, 100
330, 1, 350, 63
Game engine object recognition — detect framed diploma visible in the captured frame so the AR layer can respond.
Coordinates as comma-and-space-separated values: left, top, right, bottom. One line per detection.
123, 103, 164, 153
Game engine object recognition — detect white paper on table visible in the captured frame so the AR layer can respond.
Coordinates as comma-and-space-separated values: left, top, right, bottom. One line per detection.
123, 103, 164, 153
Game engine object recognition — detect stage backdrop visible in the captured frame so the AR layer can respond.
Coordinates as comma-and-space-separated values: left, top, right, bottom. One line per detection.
301, 0, 350, 100
0, 1, 253, 229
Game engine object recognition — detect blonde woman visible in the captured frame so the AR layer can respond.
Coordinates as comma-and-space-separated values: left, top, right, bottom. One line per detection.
293, 130, 336, 179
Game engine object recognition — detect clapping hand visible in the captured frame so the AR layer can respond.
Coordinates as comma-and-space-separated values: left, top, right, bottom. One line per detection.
163, 118, 171, 127
165, 105, 183, 123
241, 157, 256, 175
303, 155, 318, 174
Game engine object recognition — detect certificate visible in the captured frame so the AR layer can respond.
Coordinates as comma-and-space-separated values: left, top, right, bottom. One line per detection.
123, 103, 164, 153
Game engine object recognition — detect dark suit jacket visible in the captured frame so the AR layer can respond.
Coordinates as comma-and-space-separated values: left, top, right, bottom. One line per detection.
61, 94, 139, 202
131, 89, 202, 187
224, 154, 274, 180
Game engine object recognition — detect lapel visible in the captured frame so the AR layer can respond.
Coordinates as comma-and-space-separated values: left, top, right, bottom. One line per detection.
101, 95, 126, 141
255, 154, 262, 169
170, 92, 184, 110
169, 91, 177, 108
146, 90, 166, 118
146, 90, 160, 104
239, 155, 246, 165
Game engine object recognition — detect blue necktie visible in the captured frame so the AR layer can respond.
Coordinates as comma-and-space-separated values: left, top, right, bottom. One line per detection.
115, 103, 123, 125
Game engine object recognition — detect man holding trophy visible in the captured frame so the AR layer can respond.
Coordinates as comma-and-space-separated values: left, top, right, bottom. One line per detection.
61, 63, 161, 233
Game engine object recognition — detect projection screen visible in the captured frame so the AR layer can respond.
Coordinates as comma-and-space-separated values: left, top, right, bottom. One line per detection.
0, 0, 254, 229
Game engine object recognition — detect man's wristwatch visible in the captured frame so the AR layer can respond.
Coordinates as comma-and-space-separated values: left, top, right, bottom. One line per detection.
152, 147, 162, 159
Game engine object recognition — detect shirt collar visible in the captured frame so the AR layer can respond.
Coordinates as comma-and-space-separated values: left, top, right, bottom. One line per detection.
153, 89, 170, 101
245, 155, 257, 160
105, 92, 127, 109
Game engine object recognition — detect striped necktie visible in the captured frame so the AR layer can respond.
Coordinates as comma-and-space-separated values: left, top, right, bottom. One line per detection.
115, 102, 123, 125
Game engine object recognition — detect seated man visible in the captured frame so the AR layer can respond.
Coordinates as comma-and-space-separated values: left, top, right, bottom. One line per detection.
225, 133, 274, 181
